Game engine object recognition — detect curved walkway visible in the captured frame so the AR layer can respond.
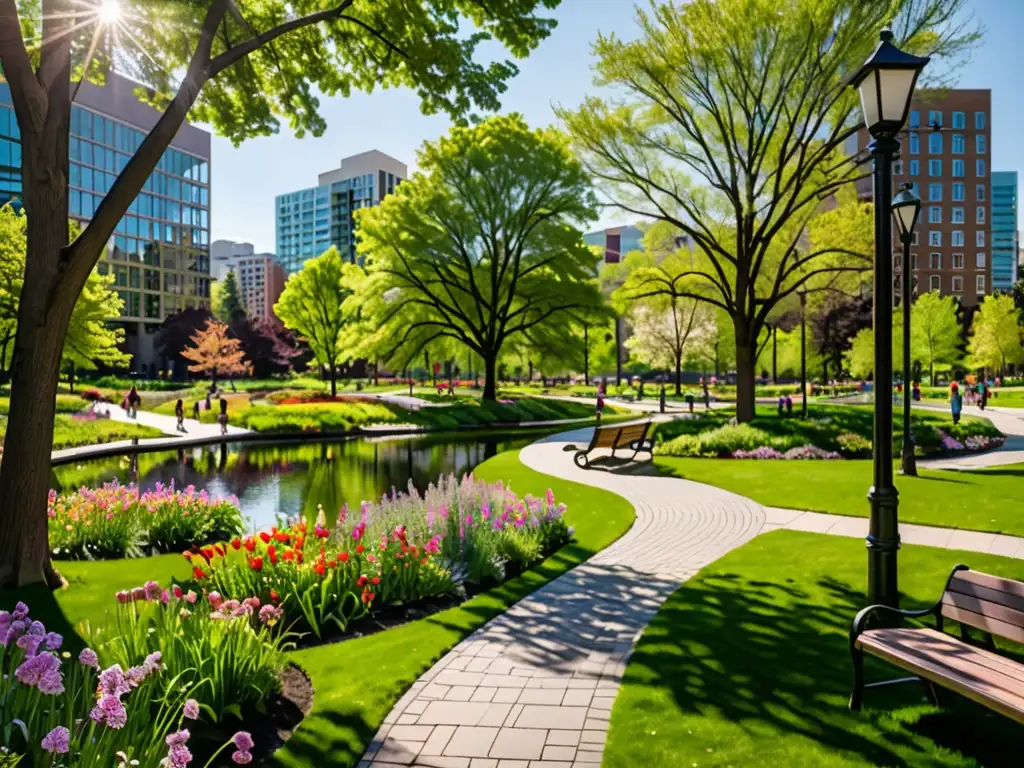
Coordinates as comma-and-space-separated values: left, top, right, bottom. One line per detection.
360, 419, 1024, 768
918, 404, 1024, 469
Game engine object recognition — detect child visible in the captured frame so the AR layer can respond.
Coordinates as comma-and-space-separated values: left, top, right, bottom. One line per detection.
175, 399, 186, 433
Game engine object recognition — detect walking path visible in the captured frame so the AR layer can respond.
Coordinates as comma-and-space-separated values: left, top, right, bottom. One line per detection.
918, 404, 1024, 470
361, 420, 1024, 768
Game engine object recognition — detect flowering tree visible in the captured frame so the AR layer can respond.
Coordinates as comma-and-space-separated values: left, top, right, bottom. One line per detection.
0, 0, 561, 587
181, 318, 249, 387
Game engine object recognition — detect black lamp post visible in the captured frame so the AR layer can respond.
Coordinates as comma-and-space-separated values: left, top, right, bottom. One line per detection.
798, 290, 808, 418
848, 29, 929, 609
893, 182, 921, 477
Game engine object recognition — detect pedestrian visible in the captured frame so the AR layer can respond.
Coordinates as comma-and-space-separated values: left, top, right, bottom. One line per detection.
638, 380, 645, 401
951, 387, 963, 425
192, 401, 200, 421
175, 399, 186, 433
447, 377, 455, 397
596, 388, 605, 423
128, 386, 139, 418
703, 384, 711, 411
686, 391, 695, 413
218, 397, 229, 435
978, 378, 988, 411
659, 385, 666, 414
912, 381, 921, 402
778, 395, 785, 416
785, 395, 793, 416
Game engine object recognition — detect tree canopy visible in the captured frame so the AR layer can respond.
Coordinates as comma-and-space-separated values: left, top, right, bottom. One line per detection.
274, 247, 350, 395
216, 270, 246, 322
968, 294, 1024, 373
557, 0, 977, 420
911, 291, 962, 382
181, 318, 249, 383
345, 114, 605, 399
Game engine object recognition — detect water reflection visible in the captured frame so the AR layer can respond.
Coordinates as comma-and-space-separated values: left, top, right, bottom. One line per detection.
51, 431, 552, 531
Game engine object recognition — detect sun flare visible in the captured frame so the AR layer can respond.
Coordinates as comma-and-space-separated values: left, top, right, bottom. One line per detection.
97, 0, 121, 26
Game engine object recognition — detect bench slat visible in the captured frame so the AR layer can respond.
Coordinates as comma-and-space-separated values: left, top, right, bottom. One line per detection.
857, 627, 1024, 725
942, 603, 1024, 645
948, 578, 1024, 616
593, 429, 620, 448
942, 591, 1024, 632
951, 570, 1024, 601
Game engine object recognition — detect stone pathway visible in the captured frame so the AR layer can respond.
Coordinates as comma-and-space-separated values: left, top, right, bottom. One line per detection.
361, 419, 1024, 768
918, 405, 1024, 470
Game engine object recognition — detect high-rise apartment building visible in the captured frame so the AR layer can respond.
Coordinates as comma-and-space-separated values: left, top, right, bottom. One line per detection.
853, 89, 991, 305
211, 239, 255, 281
1, 73, 211, 370
236, 254, 286, 321
275, 150, 406, 274
991, 171, 1018, 292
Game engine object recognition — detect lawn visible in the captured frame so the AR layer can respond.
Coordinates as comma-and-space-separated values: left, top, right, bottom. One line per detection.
653, 403, 1000, 458
0, 447, 636, 768
605, 530, 1024, 768
0, 412, 163, 451
657, 458, 1024, 536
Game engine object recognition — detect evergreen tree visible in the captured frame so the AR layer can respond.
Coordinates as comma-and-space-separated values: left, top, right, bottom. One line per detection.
217, 271, 246, 322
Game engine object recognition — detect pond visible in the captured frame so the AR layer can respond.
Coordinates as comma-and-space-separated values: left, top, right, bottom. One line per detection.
50, 430, 555, 532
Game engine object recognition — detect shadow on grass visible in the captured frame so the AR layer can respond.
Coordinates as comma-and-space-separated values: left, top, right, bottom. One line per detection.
0, 583, 86, 651
617, 568, 1024, 767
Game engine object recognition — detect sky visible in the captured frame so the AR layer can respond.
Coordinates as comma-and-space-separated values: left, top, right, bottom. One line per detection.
209, 0, 1024, 253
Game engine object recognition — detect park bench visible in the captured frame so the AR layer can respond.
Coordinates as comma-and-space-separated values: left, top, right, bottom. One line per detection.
849, 564, 1024, 723
571, 421, 654, 469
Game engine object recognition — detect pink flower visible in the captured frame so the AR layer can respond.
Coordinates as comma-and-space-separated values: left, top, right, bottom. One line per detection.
184, 590, 198, 605
41, 725, 70, 754
130, 587, 146, 602
160, 589, 171, 604
258, 604, 283, 626
233, 731, 254, 751
14, 651, 61, 689
207, 591, 223, 609
98, 664, 131, 697
115, 590, 130, 604
242, 597, 261, 612
166, 729, 190, 746
79, 647, 99, 669
90, 694, 128, 729
183, 698, 200, 720
232, 751, 253, 764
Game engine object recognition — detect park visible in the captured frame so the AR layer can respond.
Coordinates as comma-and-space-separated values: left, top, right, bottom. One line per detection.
1, 1, 1023, 767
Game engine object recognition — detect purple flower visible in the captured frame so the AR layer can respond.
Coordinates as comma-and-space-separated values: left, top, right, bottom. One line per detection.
232, 731, 254, 751
12, 601, 29, 620
166, 728, 191, 746
232, 750, 253, 764
41, 725, 70, 754
144, 651, 163, 674
144, 580, 162, 601
79, 647, 99, 669
44, 631, 63, 650
167, 744, 193, 767
99, 664, 131, 697
258, 604, 283, 626
90, 694, 128, 729
17, 632, 45, 657
14, 651, 61, 688
183, 698, 200, 720
39, 668, 65, 695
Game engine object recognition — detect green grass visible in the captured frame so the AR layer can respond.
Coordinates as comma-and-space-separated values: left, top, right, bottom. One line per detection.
657, 458, 1024, 536
0, 413, 163, 451
605, 530, 1024, 768
0, 447, 636, 768
653, 404, 1000, 457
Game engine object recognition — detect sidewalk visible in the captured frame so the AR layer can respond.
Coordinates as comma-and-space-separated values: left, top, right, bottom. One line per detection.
918, 404, 1024, 470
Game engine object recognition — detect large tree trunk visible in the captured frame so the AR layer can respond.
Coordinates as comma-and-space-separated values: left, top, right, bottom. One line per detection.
734, 327, 757, 423
483, 354, 498, 401
674, 353, 682, 397
329, 364, 337, 396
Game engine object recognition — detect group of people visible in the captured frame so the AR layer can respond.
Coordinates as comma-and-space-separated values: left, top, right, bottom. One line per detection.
120, 386, 141, 418
123, 386, 231, 435
949, 378, 995, 424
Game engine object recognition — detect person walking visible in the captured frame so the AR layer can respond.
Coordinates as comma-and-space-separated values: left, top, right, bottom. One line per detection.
174, 399, 186, 433
218, 397, 229, 435
638, 380, 645, 402
978, 378, 988, 411
659, 385, 666, 414
128, 386, 139, 418
192, 401, 200, 421
596, 388, 606, 423
912, 381, 921, 402
785, 395, 793, 416
703, 384, 711, 411
951, 386, 963, 425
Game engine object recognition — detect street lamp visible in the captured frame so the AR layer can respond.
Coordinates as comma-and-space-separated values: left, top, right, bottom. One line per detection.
893, 182, 921, 477
848, 28, 929, 610
797, 289, 808, 419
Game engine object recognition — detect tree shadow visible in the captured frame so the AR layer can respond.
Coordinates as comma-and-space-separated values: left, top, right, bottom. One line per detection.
618, 569, 1024, 766
0, 583, 86, 651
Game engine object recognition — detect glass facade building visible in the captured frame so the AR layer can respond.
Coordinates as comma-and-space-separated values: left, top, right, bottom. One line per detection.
1, 73, 211, 370
991, 171, 1018, 293
275, 150, 406, 274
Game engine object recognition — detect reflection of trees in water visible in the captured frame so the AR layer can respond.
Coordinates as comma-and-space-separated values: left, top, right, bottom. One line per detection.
52, 431, 548, 529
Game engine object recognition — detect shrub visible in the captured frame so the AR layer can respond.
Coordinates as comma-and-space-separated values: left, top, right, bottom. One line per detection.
48, 481, 244, 559
237, 401, 401, 433
189, 476, 572, 638
658, 423, 777, 458
837, 432, 872, 457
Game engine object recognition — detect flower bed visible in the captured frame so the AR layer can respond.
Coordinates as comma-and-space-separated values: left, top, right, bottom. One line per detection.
188, 475, 571, 639
0, 601, 259, 767
48, 481, 244, 559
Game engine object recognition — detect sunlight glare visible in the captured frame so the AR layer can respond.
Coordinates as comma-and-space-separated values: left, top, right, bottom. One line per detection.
98, 0, 121, 26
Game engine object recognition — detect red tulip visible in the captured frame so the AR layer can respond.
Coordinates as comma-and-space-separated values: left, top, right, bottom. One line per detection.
370, 577, 380, 585
313, 563, 325, 576
249, 557, 264, 571
355, 544, 365, 554
270, 589, 279, 602
231, 538, 242, 550
357, 576, 368, 587
339, 552, 350, 563
244, 538, 256, 553
193, 566, 207, 579
268, 545, 278, 565
259, 532, 271, 544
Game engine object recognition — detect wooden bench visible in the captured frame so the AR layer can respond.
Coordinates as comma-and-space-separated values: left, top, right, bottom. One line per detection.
571, 421, 654, 469
849, 564, 1024, 723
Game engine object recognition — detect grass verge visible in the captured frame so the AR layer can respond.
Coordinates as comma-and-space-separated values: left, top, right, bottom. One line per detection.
605, 530, 1024, 768
655, 458, 1024, 536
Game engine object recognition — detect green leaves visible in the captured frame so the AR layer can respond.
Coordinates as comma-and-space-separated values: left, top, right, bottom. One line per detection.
968, 294, 1024, 371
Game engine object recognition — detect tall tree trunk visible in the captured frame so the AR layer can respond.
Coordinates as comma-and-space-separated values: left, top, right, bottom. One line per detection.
329, 364, 337, 396
734, 327, 757, 423
68, 361, 75, 394
583, 324, 590, 386
675, 353, 682, 397
483, 354, 497, 401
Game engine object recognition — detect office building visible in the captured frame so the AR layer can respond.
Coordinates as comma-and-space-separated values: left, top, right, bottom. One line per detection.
1, 72, 211, 370
852, 89, 991, 305
991, 171, 1018, 292
211, 239, 255, 280
236, 254, 286, 321
275, 150, 406, 274
583, 224, 644, 264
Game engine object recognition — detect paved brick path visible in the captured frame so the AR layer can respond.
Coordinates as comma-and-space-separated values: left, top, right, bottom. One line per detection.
360, 426, 765, 768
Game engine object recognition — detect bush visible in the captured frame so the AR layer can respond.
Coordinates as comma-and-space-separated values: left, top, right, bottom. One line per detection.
189, 475, 572, 638
48, 481, 244, 559
91, 375, 192, 392
837, 433, 872, 457
237, 401, 401, 433
658, 423, 778, 458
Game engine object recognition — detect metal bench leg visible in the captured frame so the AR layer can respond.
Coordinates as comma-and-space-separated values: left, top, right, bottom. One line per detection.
574, 451, 590, 469
849, 647, 865, 711
921, 679, 941, 706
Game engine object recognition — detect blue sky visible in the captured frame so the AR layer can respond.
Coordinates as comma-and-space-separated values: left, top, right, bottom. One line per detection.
210, 0, 1023, 253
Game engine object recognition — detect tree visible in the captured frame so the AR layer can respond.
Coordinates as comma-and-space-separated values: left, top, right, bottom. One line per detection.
558, 0, 976, 421
0, 0, 560, 586
232, 315, 303, 379
812, 291, 873, 383
346, 114, 605, 400
1011, 278, 1024, 320
0, 205, 127, 388
181, 318, 249, 386
911, 291, 962, 383
845, 328, 876, 380
155, 307, 216, 377
216, 270, 246, 322
967, 294, 1024, 374
275, 248, 349, 396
